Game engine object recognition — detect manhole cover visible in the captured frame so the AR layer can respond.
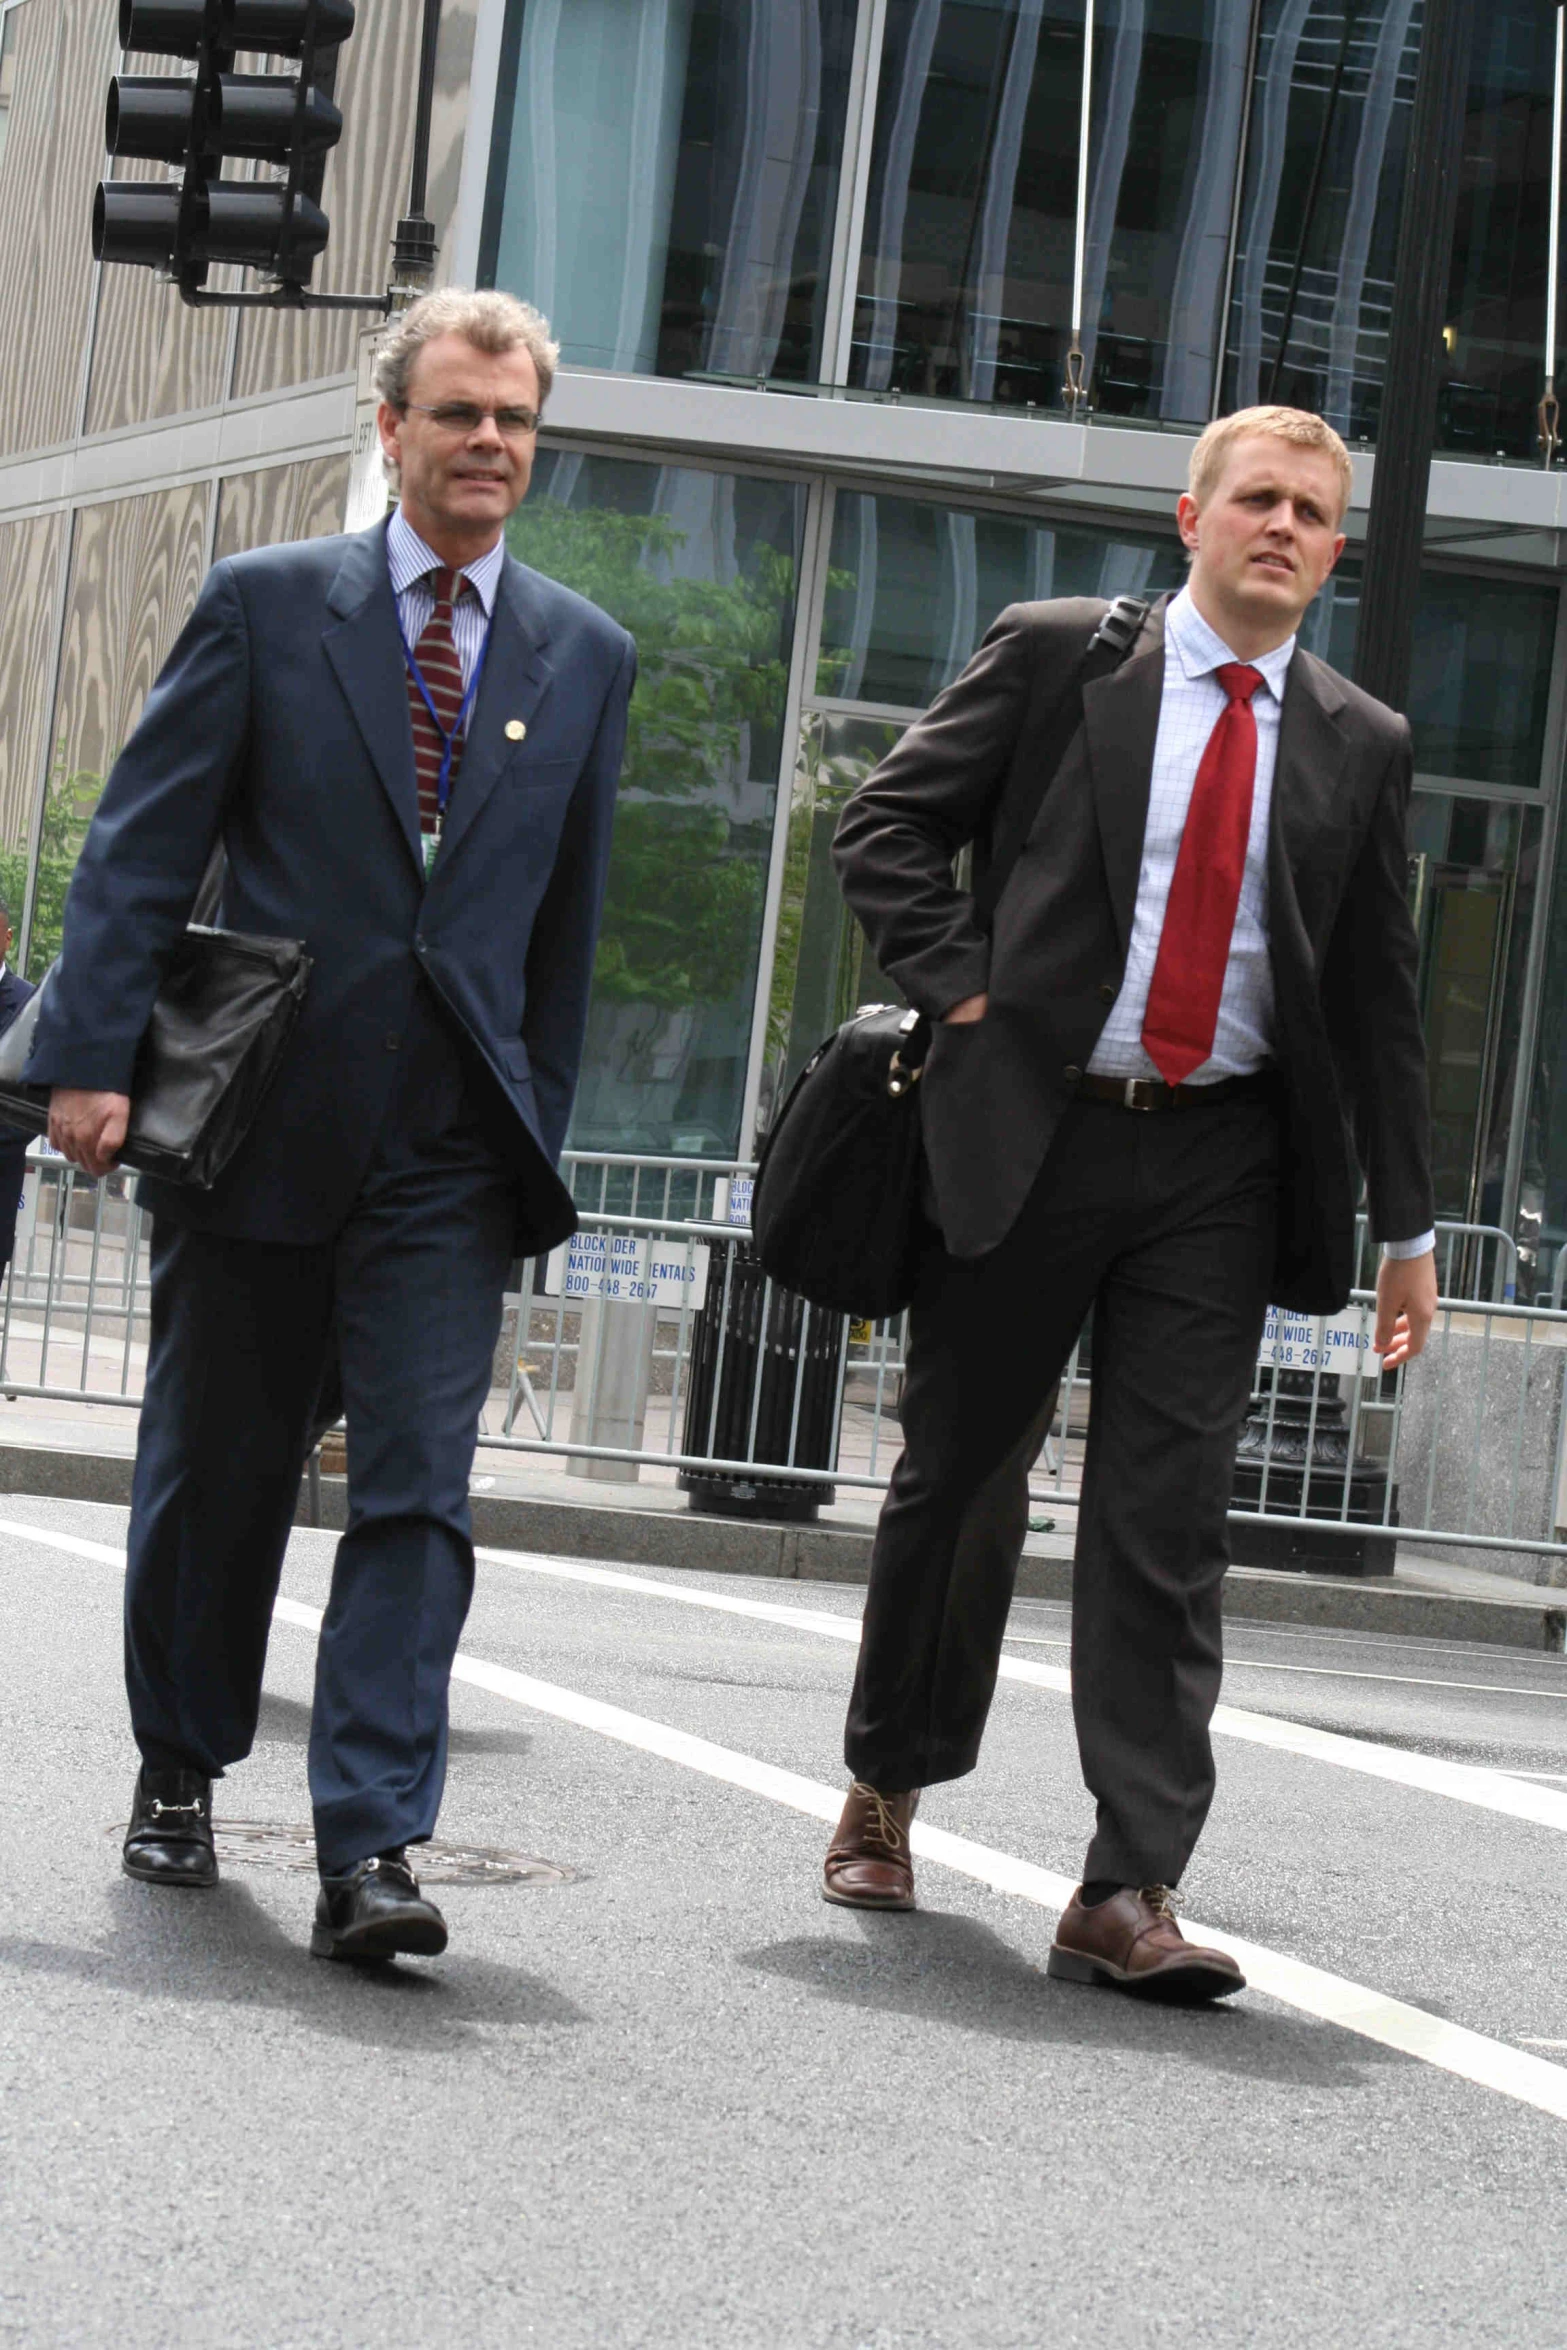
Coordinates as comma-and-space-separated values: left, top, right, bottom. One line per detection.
110, 1821, 574, 1885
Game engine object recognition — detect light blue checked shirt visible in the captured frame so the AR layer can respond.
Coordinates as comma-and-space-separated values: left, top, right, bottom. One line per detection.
386, 505, 504, 688
1089, 584, 1290, 1089
1088, 586, 1431, 1258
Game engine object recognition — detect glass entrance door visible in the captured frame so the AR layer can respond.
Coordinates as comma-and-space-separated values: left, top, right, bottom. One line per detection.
1407, 792, 1542, 1235
1413, 859, 1513, 1220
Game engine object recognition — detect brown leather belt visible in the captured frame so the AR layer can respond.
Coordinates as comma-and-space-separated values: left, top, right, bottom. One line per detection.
1074, 1070, 1278, 1113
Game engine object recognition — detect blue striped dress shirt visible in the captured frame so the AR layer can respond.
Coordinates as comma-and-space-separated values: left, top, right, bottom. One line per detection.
386, 505, 503, 690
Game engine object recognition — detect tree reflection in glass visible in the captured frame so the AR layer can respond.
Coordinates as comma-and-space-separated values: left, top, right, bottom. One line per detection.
507, 452, 803, 1160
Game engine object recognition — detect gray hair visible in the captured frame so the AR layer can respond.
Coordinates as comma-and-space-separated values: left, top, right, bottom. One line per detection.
372, 287, 559, 413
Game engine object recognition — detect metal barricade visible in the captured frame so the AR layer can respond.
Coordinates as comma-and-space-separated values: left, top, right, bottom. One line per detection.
3, 1145, 1567, 1584
1352, 1214, 1518, 1303
0, 1149, 151, 1409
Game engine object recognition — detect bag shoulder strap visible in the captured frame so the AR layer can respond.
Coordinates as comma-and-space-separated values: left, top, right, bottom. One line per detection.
972, 593, 1151, 926
190, 841, 226, 930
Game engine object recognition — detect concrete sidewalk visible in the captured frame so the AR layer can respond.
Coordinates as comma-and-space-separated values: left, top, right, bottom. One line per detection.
0, 1403, 1561, 1654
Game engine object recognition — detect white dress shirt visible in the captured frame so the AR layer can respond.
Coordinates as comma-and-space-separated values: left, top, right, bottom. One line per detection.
386, 506, 504, 690
1087, 585, 1432, 1259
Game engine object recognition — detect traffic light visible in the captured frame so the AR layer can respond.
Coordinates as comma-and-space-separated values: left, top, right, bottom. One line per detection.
94, 0, 357, 303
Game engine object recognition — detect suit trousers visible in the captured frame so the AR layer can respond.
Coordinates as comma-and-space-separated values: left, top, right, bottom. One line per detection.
125, 981, 516, 1871
0, 1147, 26, 1277
844, 1089, 1282, 1888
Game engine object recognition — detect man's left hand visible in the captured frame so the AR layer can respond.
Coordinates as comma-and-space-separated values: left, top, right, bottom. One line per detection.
1373, 1248, 1437, 1371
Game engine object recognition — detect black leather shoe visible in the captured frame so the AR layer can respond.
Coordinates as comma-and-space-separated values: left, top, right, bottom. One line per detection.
122, 1766, 218, 1889
310, 1848, 448, 1963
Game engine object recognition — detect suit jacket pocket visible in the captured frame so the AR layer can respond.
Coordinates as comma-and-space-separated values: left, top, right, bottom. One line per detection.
928, 1015, 987, 1056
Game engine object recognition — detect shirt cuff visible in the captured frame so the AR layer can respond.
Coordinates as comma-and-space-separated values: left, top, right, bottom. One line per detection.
1381, 1231, 1436, 1261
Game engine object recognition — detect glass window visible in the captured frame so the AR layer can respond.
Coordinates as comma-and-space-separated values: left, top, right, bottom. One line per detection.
1293, 565, 1556, 790
1407, 793, 1541, 1224
507, 451, 804, 1159
765, 711, 907, 1110
818, 488, 1188, 707
484, 0, 856, 385
850, 0, 1252, 421
1440, 6, 1556, 460
1223, 0, 1554, 460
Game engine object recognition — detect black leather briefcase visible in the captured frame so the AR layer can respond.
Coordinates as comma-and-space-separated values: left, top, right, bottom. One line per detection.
751, 594, 1150, 1321
751, 1002, 930, 1321
0, 925, 312, 1189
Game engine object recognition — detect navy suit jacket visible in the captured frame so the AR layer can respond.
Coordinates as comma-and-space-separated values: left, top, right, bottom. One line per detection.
24, 517, 635, 1250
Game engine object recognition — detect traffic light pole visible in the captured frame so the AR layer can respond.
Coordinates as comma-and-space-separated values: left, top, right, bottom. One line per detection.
1351, 0, 1476, 711
390, 0, 443, 293
1233, 4, 1476, 1578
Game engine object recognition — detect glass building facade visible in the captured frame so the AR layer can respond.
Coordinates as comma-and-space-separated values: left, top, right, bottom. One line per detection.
506, 450, 805, 1157
484, 2, 1558, 447
6, 0, 1567, 1288
462, 0, 1567, 1297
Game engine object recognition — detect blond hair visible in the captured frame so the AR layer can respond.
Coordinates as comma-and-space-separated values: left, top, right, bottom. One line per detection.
1187, 406, 1353, 522
373, 287, 559, 409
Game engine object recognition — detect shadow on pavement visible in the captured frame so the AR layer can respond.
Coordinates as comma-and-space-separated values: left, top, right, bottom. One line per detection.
740, 1910, 1388, 2089
0, 1878, 585, 2051
254, 1689, 536, 1760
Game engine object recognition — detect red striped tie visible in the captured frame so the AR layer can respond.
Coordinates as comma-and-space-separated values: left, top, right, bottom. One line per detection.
405, 565, 468, 835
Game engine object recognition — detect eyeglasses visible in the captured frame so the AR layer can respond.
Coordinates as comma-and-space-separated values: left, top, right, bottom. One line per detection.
401, 401, 541, 438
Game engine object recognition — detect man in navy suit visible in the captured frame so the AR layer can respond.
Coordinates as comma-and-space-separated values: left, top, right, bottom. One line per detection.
28, 289, 635, 1962
0, 900, 37, 1277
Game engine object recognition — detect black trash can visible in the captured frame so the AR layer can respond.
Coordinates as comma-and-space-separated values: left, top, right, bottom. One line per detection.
680, 1239, 848, 1524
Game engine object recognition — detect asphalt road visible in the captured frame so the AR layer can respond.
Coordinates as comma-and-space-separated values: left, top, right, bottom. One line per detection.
4, 1494, 1567, 2349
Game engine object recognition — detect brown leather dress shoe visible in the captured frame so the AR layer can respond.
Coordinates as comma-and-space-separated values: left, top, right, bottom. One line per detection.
1047, 1885, 1245, 2003
822, 1781, 920, 1910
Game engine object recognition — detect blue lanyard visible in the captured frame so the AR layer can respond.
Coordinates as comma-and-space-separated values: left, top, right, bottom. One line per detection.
396, 596, 494, 828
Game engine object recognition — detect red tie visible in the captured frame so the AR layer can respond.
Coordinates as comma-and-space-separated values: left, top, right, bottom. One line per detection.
1141, 661, 1264, 1085
405, 565, 468, 835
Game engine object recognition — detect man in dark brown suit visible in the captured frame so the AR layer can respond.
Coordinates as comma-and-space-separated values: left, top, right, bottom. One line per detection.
821, 406, 1437, 2001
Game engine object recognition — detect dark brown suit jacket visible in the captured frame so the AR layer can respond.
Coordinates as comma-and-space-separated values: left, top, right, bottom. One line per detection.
831, 594, 1434, 1314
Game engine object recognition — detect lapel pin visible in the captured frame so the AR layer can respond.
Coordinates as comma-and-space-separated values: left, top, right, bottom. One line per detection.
505, 719, 527, 742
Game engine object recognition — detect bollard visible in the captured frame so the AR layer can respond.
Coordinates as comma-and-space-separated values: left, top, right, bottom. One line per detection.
567, 1294, 656, 1482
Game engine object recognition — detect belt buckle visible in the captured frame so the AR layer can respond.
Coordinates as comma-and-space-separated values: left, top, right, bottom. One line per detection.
1123, 1077, 1157, 1112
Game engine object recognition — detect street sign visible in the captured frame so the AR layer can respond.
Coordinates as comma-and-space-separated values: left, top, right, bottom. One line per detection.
541, 1232, 710, 1310
1258, 1306, 1382, 1379
343, 319, 390, 531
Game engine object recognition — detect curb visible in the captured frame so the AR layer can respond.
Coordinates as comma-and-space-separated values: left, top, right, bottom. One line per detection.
0, 1441, 1561, 1655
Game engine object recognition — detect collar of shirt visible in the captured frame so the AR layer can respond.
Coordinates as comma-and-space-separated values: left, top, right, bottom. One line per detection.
1165, 583, 1295, 706
386, 506, 505, 618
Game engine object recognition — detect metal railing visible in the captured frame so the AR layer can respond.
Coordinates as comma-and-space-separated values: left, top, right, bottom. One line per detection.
0, 1152, 151, 1406
4, 1150, 1565, 1574
1351, 1214, 1518, 1304
1549, 1243, 1567, 1314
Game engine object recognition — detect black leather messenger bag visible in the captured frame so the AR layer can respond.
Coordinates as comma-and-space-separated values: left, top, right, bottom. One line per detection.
750, 596, 1149, 1320
0, 853, 311, 1189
